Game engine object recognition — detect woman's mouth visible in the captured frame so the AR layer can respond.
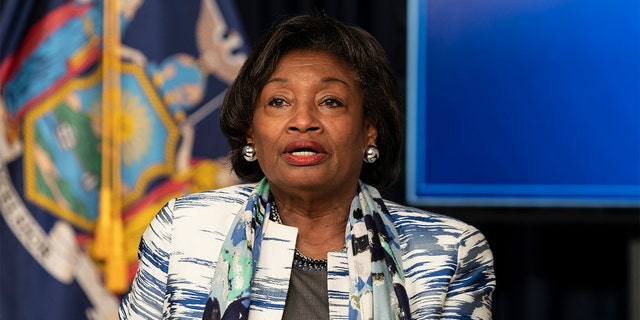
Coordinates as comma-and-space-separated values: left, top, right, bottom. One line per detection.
283, 142, 326, 165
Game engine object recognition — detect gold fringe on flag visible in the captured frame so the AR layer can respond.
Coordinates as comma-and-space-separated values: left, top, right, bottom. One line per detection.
92, 0, 128, 294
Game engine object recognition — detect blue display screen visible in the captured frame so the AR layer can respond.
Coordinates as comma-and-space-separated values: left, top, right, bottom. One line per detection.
406, 0, 640, 207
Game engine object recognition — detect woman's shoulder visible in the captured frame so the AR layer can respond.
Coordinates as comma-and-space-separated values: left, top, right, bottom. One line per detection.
158, 183, 257, 228
172, 183, 257, 208
383, 200, 465, 224
383, 199, 493, 267
383, 199, 484, 238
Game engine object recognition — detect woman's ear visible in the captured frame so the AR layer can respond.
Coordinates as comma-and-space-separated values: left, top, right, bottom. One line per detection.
366, 123, 378, 145
246, 127, 254, 144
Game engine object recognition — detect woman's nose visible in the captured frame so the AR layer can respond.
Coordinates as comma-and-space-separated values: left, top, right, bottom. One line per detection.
288, 103, 320, 132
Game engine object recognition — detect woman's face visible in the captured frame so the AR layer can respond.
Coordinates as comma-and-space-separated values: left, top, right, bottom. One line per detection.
247, 50, 377, 196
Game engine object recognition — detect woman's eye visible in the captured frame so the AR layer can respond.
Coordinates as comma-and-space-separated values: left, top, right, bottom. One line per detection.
268, 98, 286, 107
322, 98, 343, 108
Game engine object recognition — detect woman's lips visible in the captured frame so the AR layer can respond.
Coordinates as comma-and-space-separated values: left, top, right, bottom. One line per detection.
283, 140, 327, 165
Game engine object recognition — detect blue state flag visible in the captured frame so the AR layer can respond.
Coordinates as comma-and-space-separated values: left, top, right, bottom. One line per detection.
0, 0, 248, 318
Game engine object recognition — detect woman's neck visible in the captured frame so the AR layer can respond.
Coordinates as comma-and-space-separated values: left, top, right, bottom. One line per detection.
272, 198, 349, 260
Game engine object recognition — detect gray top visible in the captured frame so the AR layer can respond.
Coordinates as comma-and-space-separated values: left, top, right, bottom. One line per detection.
282, 265, 329, 319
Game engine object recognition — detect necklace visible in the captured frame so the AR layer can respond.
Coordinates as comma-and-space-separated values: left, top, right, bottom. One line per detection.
270, 202, 328, 271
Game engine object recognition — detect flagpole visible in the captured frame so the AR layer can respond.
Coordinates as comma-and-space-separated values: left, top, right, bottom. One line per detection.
94, 0, 127, 294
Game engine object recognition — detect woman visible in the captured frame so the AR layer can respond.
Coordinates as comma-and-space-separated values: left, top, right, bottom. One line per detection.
119, 13, 495, 320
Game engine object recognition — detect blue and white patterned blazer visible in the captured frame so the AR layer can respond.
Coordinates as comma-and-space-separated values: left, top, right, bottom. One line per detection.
119, 183, 496, 319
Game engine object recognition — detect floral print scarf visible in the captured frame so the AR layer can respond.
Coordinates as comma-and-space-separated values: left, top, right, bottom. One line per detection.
202, 178, 411, 319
